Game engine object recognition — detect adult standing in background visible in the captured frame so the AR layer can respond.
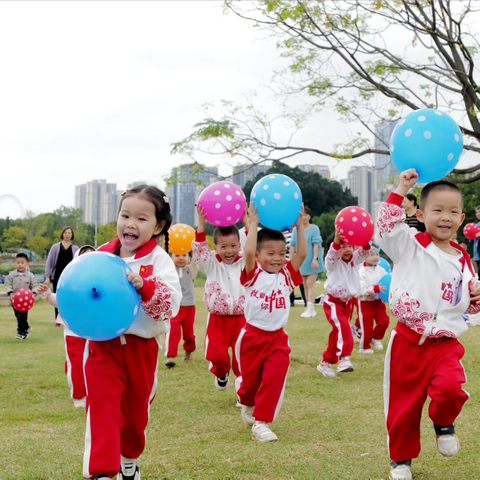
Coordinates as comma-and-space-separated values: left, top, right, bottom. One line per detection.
44, 226, 79, 319
290, 206, 324, 318
402, 193, 426, 232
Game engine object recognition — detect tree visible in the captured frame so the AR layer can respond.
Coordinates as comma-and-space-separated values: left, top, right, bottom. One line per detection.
242, 162, 357, 216
1, 226, 27, 250
26, 235, 50, 258
172, 1, 480, 183
96, 223, 117, 247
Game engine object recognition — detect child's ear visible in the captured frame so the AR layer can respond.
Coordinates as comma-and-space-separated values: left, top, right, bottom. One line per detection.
154, 220, 166, 236
416, 209, 425, 223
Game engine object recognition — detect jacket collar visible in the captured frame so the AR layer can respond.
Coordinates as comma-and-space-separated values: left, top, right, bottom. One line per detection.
98, 237, 158, 259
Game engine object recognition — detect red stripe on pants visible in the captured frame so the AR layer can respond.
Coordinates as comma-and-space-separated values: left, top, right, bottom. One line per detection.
358, 300, 389, 349
205, 313, 245, 378
235, 324, 291, 423
385, 323, 469, 462
64, 334, 87, 400
322, 296, 354, 364
165, 305, 196, 357
83, 335, 159, 478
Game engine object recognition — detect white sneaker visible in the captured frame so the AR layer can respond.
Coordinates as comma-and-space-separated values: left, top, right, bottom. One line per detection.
337, 356, 354, 373
317, 361, 336, 377
359, 348, 374, 354
118, 456, 140, 480
73, 397, 86, 408
389, 464, 412, 480
436, 434, 460, 456
252, 421, 278, 442
165, 356, 176, 368
241, 405, 255, 426
214, 372, 229, 390
351, 324, 361, 343
371, 339, 383, 350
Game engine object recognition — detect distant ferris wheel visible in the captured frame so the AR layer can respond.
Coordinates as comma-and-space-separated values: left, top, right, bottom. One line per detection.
0, 194, 25, 219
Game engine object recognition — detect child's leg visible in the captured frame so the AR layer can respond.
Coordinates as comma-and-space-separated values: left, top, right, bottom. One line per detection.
120, 337, 160, 460
205, 313, 232, 378
13, 307, 29, 334
358, 301, 374, 349
229, 314, 246, 377
83, 340, 124, 478
372, 300, 390, 340
427, 339, 468, 427
322, 298, 352, 363
64, 333, 87, 400
165, 309, 183, 357
181, 305, 196, 353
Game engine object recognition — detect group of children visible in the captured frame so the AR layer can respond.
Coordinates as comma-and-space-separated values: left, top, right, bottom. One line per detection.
3, 169, 480, 480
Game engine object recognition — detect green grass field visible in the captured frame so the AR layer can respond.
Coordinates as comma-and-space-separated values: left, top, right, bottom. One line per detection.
1, 288, 480, 479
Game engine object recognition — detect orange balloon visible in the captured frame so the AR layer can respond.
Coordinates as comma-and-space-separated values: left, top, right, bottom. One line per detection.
168, 224, 195, 255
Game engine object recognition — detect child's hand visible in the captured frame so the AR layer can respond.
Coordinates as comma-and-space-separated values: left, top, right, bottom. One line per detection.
242, 202, 250, 229
127, 272, 144, 290
378, 284, 387, 294
334, 225, 343, 244
295, 203, 307, 228
196, 205, 206, 230
248, 202, 259, 226
399, 169, 418, 189
37, 284, 48, 295
470, 282, 480, 303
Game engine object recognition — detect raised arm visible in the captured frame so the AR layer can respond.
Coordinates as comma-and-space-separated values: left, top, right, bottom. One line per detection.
192, 205, 214, 273
244, 202, 259, 276
290, 205, 307, 272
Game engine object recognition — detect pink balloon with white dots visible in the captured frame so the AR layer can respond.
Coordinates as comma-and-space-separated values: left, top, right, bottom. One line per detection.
335, 206, 374, 246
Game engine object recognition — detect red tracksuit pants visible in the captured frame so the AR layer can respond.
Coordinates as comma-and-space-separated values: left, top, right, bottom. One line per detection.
322, 295, 354, 364
64, 333, 87, 400
205, 313, 245, 378
235, 324, 291, 423
385, 322, 469, 462
83, 335, 160, 479
165, 305, 196, 357
358, 299, 390, 350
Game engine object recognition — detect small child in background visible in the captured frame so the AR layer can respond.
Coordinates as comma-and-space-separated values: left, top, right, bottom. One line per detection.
165, 252, 198, 367
5, 253, 37, 340
357, 248, 390, 354
37, 245, 96, 408
317, 226, 371, 377
236, 203, 306, 442
192, 205, 249, 391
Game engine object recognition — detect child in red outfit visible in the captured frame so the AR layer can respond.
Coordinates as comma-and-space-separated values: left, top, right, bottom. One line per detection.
164, 252, 198, 367
82, 185, 181, 480
377, 169, 480, 480
192, 205, 249, 391
235, 202, 306, 442
357, 248, 390, 354
317, 227, 371, 378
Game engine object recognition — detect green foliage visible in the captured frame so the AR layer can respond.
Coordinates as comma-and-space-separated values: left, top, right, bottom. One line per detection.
26, 235, 50, 258
242, 162, 357, 217
312, 212, 338, 249
1, 226, 27, 250
96, 222, 117, 247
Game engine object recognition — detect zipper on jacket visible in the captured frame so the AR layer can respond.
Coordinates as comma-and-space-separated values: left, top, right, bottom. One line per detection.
432, 312, 437, 322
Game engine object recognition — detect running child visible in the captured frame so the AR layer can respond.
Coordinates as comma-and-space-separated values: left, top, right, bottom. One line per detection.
317, 226, 371, 377
37, 245, 96, 408
5, 253, 37, 340
235, 203, 306, 442
165, 252, 198, 367
82, 185, 181, 480
377, 169, 480, 480
357, 247, 390, 354
192, 205, 249, 390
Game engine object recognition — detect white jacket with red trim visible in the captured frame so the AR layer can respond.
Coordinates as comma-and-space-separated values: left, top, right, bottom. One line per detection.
98, 238, 182, 338
323, 242, 371, 303
192, 231, 245, 316
376, 192, 480, 344
358, 263, 388, 302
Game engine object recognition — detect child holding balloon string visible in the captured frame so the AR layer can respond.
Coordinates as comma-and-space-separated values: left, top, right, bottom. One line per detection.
81, 185, 181, 480
37, 244, 96, 409
192, 204, 250, 391
377, 169, 480, 480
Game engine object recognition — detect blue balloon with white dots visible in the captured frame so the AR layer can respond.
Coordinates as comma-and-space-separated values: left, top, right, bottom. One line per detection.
251, 174, 303, 230
389, 108, 463, 183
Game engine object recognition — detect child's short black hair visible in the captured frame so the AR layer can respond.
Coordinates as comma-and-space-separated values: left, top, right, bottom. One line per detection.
16, 253, 29, 262
419, 181, 463, 209
405, 193, 418, 207
213, 226, 240, 244
257, 228, 286, 250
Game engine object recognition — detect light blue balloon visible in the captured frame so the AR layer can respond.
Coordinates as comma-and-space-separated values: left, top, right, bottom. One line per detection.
378, 257, 392, 274
378, 273, 392, 303
251, 174, 303, 230
390, 109, 463, 183
57, 252, 140, 341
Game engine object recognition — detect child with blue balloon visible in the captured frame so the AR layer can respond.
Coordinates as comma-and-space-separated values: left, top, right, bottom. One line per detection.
82, 185, 181, 480
37, 244, 96, 409
356, 247, 390, 354
377, 169, 480, 480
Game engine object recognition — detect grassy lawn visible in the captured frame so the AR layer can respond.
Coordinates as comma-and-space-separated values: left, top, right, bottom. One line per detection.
1, 286, 480, 479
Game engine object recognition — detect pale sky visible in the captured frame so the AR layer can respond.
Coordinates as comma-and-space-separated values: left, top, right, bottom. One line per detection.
0, 1, 477, 219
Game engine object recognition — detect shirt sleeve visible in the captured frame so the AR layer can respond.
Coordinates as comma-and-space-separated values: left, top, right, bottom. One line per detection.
240, 263, 260, 287
191, 231, 214, 274
289, 227, 297, 247
311, 225, 322, 245
282, 261, 303, 291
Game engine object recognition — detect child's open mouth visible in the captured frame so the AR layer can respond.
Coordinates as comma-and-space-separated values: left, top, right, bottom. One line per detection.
123, 233, 138, 244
